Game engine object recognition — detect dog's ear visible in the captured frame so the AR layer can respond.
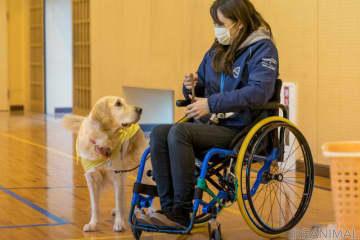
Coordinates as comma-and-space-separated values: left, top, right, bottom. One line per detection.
90, 97, 112, 128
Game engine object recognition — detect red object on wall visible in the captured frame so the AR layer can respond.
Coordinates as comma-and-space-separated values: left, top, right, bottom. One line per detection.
284, 86, 290, 106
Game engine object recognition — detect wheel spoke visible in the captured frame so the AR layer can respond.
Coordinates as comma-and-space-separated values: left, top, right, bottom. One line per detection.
281, 144, 301, 174
285, 144, 300, 163
284, 182, 302, 202
266, 182, 275, 223
273, 182, 287, 227
269, 182, 278, 228
258, 182, 269, 218
282, 156, 299, 175
283, 162, 297, 174
282, 157, 305, 176
280, 135, 296, 172
279, 182, 298, 212
283, 179, 305, 191
282, 168, 297, 175
253, 183, 266, 203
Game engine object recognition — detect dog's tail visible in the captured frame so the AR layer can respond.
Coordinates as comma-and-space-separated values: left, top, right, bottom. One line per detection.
62, 114, 85, 133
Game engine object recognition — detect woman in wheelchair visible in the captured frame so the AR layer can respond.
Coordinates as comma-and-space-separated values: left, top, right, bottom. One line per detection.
148, 0, 279, 228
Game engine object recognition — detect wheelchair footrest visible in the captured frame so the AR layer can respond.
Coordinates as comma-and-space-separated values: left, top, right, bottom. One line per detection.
131, 219, 190, 234
133, 183, 158, 196
134, 221, 186, 231
130, 208, 192, 235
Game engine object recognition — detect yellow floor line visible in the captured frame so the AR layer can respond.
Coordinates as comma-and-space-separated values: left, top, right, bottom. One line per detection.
0, 131, 241, 217
63, 233, 164, 240
62, 224, 250, 240
0, 132, 75, 160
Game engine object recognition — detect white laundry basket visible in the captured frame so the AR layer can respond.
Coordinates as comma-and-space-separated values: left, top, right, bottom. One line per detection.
322, 141, 360, 237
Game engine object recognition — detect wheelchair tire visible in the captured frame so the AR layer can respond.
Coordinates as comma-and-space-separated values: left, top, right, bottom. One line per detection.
131, 226, 142, 240
235, 116, 314, 238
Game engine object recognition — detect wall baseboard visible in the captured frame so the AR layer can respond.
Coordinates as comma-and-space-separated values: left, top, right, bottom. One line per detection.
297, 161, 329, 178
314, 163, 330, 178
140, 124, 158, 133
54, 107, 72, 114
10, 105, 24, 112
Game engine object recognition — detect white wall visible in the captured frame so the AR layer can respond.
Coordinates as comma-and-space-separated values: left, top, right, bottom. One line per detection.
123, 87, 174, 124
0, 0, 8, 110
45, 0, 72, 114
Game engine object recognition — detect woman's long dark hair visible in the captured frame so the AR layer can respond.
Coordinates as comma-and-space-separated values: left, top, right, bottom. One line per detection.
210, 0, 272, 75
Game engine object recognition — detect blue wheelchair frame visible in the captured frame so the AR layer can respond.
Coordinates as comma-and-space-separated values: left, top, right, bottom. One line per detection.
128, 144, 279, 234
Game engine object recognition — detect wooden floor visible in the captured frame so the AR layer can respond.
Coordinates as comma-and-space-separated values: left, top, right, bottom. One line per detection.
0, 112, 335, 240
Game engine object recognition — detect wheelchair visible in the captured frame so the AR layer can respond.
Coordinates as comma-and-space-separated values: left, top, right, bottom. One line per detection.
129, 79, 314, 240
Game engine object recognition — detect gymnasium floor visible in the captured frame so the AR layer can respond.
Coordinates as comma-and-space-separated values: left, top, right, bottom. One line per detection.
0, 112, 335, 240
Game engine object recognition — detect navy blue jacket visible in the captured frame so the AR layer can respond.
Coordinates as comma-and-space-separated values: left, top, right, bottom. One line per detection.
183, 38, 279, 129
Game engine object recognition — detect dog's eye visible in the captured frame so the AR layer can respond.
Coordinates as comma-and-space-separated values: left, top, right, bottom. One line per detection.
115, 100, 122, 107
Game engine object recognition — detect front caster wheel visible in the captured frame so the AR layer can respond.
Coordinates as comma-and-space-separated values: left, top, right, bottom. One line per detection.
131, 226, 142, 240
208, 221, 222, 240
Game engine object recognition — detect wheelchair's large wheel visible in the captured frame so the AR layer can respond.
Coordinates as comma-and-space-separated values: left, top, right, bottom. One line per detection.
194, 213, 212, 224
236, 116, 314, 238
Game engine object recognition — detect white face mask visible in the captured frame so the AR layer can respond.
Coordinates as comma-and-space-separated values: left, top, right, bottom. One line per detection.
214, 23, 238, 45
214, 26, 231, 45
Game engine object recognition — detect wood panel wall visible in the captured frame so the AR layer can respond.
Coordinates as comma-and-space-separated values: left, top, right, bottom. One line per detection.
16, 0, 357, 165
72, 0, 91, 115
29, 0, 44, 112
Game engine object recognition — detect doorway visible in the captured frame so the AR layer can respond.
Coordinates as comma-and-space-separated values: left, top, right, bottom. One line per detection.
45, 0, 72, 115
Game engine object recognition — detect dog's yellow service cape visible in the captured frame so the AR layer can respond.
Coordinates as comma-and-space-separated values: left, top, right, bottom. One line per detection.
76, 124, 140, 172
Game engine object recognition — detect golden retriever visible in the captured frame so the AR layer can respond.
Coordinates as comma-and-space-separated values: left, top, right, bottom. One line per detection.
63, 96, 152, 232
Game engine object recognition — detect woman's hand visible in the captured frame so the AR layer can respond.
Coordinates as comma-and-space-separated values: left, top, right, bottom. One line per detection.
183, 73, 199, 90
185, 97, 210, 119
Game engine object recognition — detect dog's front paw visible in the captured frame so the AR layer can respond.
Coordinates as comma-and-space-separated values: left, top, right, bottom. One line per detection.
113, 218, 126, 232
83, 222, 97, 232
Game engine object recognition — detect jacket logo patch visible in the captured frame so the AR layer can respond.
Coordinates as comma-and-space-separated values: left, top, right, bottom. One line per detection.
233, 66, 241, 78
261, 58, 277, 71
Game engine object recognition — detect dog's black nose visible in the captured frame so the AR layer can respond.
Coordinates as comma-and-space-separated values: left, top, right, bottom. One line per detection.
135, 107, 142, 114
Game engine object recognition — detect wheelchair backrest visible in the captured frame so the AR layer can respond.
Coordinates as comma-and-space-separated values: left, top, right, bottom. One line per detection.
267, 79, 283, 117
269, 79, 282, 104
229, 79, 283, 151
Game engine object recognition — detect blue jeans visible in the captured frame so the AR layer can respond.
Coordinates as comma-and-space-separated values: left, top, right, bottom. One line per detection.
150, 122, 239, 213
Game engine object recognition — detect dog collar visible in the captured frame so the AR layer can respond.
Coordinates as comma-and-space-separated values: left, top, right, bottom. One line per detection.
89, 139, 112, 158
